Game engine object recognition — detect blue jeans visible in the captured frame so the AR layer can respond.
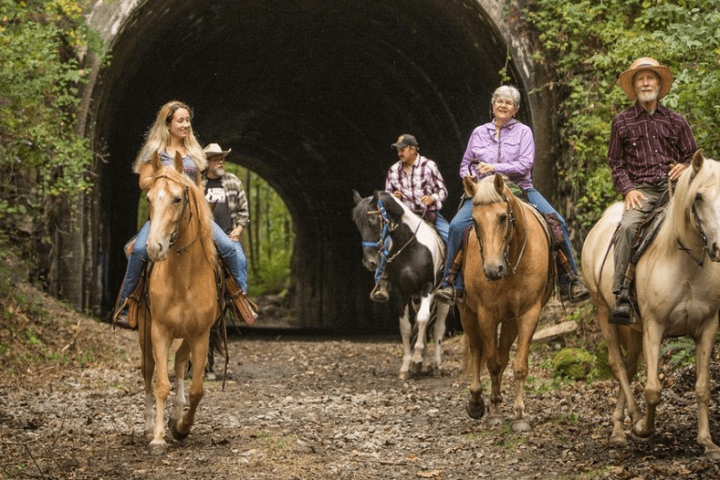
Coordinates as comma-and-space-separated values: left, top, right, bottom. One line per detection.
434, 213, 450, 244
119, 221, 248, 304
441, 190, 579, 290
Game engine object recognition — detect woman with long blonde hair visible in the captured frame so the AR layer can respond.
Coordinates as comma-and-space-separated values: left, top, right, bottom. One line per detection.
113, 100, 247, 327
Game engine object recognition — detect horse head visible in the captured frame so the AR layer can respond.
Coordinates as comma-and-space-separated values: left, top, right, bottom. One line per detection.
670, 150, 720, 263
463, 174, 521, 280
352, 190, 385, 271
146, 151, 191, 262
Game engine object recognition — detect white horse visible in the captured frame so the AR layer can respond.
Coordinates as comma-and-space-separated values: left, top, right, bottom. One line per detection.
582, 150, 720, 459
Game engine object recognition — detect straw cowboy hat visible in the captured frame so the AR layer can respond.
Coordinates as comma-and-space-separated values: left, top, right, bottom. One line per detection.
618, 57, 673, 100
203, 143, 231, 159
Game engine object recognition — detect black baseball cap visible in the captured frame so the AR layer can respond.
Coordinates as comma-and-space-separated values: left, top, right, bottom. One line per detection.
391, 134, 418, 149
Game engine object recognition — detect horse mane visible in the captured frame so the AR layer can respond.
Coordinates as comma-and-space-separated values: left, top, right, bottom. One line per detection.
151, 165, 217, 266
472, 176, 506, 205
657, 157, 720, 253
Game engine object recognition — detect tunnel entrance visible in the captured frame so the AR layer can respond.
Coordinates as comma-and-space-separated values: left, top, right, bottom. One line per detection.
92, 0, 526, 332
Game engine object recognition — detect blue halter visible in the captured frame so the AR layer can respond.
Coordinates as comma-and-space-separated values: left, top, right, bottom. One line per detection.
362, 198, 392, 282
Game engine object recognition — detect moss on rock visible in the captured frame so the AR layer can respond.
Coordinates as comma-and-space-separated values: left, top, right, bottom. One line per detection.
553, 347, 594, 380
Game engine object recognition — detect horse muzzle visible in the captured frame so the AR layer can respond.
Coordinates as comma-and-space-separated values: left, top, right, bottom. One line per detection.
147, 240, 171, 262
483, 260, 509, 281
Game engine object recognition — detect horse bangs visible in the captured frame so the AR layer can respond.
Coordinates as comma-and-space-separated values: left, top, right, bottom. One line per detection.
472, 177, 504, 205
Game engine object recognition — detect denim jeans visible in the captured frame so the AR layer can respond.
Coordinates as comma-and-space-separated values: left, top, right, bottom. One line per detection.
119, 221, 248, 305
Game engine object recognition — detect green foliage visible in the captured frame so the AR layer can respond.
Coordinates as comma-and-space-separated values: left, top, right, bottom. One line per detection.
0, 0, 105, 224
224, 163, 294, 296
591, 342, 614, 380
525, 0, 720, 235
660, 336, 696, 367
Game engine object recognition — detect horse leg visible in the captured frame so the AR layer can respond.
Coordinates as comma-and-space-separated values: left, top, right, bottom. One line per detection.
460, 305, 485, 419
170, 340, 190, 428
428, 301, 450, 375
413, 296, 432, 373
171, 332, 210, 442
398, 305, 414, 380
694, 317, 720, 459
632, 323, 663, 438
597, 305, 638, 446
508, 307, 541, 433
484, 319, 518, 428
149, 328, 173, 455
139, 312, 156, 439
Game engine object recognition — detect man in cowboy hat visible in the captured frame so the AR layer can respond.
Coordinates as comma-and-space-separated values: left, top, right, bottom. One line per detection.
203, 143, 250, 243
607, 57, 699, 325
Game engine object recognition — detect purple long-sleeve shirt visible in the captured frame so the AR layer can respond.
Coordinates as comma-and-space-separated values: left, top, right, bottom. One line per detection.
459, 119, 535, 190
608, 102, 698, 195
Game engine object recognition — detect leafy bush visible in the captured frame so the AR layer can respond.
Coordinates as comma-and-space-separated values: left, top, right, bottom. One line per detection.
0, 0, 104, 230
525, 0, 720, 239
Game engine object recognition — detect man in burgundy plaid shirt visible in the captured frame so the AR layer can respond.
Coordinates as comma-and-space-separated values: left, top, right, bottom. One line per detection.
370, 134, 449, 302
608, 57, 699, 325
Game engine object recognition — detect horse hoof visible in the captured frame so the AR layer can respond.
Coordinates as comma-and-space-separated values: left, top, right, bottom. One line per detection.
631, 421, 653, 439
169, 418, 190, 442
705, 448, 720, 461
148, 440, 167, 455
467, 402, 485, 420
608, 435, 627, 447
511, 419, 532, 433
486, 415, 504, 428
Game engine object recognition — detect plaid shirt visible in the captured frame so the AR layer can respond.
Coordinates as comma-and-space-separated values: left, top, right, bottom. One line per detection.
608, 102, 698, 195
202, 172, 249, 229
385, 155, 448, 213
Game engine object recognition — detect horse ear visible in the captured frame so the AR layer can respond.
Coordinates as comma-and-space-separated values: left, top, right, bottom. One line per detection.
462, 175, 477, 197
151, 151, 162, 172
493, 174, 505, 195
173, 151, 184, 173
691, 149, 704, 178
353, 189, 363, 204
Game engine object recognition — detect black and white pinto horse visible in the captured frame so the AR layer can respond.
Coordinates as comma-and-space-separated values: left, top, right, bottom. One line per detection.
352, 190, 450, 379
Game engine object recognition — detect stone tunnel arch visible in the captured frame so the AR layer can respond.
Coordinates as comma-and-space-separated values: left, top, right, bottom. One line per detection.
84, 0, 557, 332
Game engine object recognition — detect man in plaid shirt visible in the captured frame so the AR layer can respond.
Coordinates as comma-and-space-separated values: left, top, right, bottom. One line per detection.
203, 143, 249, 290
607, 58, 698, 325
371, 134, 449, 302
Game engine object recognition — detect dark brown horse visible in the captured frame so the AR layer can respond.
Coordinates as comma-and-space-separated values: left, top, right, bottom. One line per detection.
460, 175, 552, 431
138, 152, 219, 454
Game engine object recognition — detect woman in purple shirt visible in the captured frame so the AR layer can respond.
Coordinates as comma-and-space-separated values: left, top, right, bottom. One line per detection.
436, 86, 589, 303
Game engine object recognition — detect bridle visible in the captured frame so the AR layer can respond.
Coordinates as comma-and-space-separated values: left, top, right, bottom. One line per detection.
361, 197, 425, 281
153, 174, 196, 255
476, 195, 529, 275
677, 198, 710, 267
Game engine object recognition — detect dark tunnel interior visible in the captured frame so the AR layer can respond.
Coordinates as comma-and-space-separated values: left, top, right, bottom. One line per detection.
93, 0, 525, 332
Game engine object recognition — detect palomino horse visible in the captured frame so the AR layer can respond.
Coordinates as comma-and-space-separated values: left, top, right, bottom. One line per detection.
582, 151, 720, 459
138, 151, 219, 455
460, 175, 552, 431
352, 190, 450, 379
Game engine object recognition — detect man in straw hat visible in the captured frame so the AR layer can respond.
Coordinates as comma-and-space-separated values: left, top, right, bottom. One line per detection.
607, 57, 699, 325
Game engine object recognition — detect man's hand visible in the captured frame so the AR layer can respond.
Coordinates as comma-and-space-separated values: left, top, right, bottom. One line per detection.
229, 225, 244, 241
624, 189, 645, 210
421, 195, 435, 206
668, 163, 686, 181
